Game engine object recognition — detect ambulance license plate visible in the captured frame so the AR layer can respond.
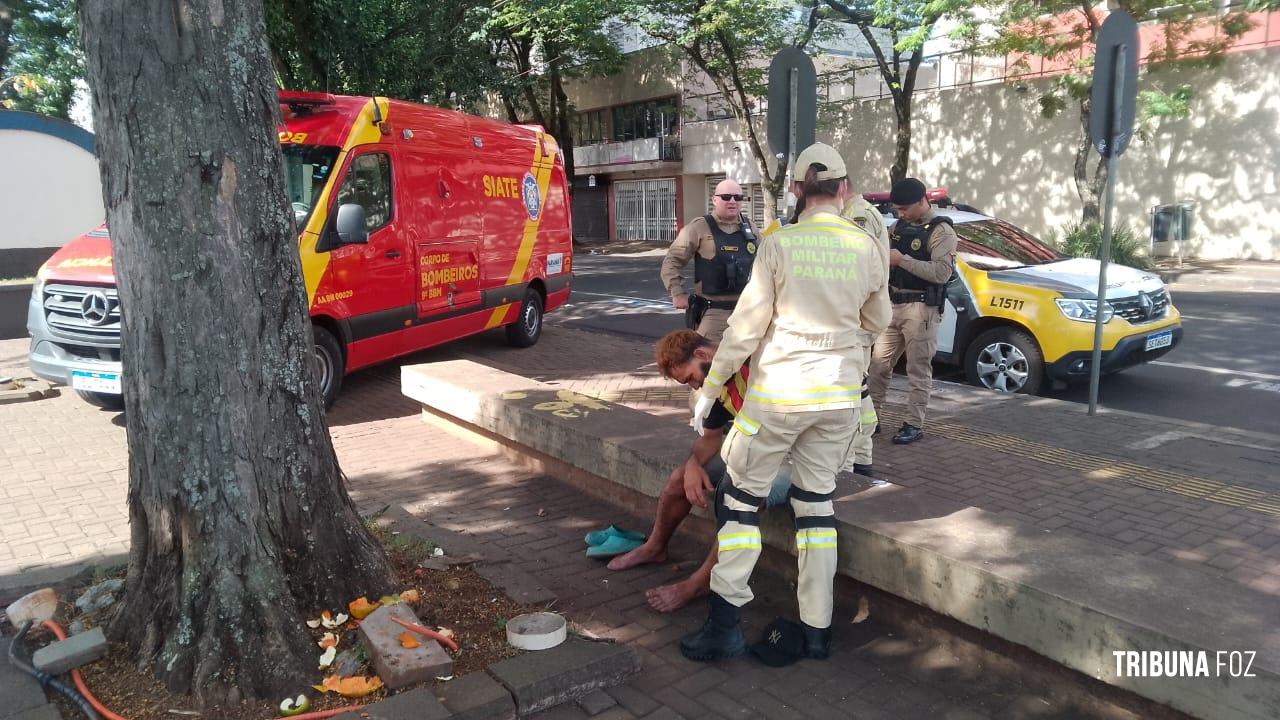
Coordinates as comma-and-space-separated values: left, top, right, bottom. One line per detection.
70, 370, 122, 395
1144, 330, 1173, 352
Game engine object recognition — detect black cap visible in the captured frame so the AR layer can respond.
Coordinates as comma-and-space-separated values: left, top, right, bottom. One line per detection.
889, 178, 927, 205
749, 618, 805, 667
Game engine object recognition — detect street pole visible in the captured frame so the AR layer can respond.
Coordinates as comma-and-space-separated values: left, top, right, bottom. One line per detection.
1087, 44, 1127, 417
784, 67, 798, 221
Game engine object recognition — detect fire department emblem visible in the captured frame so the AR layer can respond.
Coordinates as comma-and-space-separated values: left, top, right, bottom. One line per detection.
910, 238, 922, 251
521, 173, 541, 221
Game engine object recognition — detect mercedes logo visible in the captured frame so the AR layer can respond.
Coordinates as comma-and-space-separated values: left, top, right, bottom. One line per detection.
1138, 291, 1154, 320
80, 291, 112, 326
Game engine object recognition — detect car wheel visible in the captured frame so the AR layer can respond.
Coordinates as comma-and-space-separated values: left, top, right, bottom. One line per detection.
506, 289, 544, 348
311, 325, 344, 409
965, 327, 1044, 395
75, 389, 125, 411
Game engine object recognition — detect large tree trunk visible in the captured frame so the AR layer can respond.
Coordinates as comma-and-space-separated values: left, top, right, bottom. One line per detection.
80, 0, 397, 706
1075, 100, 1103, 224
0, 1, 14, 81
549, 56, 576, 196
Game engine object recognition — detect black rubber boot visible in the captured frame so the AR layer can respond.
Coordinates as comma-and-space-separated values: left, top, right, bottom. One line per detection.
680, 593, 747, 661
801, 622, 832, 660
852, 463, 875, 478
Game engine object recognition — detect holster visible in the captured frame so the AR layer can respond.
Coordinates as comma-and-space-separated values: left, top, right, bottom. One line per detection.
686, 294, 711, 330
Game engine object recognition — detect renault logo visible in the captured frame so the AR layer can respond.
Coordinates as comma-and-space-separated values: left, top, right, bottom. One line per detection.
80, 291, 112, 326
1138, 291, 1154, 320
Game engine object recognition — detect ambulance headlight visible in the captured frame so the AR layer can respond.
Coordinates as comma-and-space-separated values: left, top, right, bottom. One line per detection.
1055, 298, 1114, 323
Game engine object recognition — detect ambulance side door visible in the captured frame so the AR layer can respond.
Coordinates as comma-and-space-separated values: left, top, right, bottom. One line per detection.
398, 117, 482, 318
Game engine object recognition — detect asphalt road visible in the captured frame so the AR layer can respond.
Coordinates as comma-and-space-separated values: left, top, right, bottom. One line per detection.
557, 251, 1280, 437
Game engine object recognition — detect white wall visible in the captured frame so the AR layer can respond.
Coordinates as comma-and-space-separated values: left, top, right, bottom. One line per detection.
0, 129, 104, 250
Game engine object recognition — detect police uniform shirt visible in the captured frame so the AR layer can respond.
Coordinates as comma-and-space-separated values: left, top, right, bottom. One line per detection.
893, 207, 958, 287
661, 216, 751, 302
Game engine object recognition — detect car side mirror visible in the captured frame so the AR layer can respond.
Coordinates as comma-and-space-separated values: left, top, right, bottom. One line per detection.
335, 203, 368, 245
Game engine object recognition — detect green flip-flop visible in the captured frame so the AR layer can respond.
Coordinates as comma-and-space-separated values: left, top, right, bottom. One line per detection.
585, 534, 645, 559
584, 525, 646, 547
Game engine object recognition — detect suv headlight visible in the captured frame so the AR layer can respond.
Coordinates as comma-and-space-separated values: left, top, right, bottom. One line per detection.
1055, 297, 1114, 323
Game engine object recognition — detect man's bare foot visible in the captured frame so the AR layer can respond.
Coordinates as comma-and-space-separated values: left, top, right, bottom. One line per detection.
607, 542, 667, 571
646, 579, 708, 613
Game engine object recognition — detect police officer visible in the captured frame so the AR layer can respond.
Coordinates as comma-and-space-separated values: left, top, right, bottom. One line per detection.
867, 177, 958, 445
681, 143, 890, 663
661, 178, 759, 342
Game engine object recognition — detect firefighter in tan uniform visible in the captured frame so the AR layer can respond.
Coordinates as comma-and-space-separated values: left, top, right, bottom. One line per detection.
660, 178, 759, 342
680, 144, 891, 662
867, 178, 959, 445
841, 194, 890, 476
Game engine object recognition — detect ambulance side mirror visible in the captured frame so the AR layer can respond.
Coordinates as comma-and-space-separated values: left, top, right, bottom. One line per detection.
335, 203, 369, 245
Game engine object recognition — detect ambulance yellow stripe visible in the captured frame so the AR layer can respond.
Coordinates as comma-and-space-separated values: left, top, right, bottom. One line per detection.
485, 130, 555, 329
298, 97, 391, 307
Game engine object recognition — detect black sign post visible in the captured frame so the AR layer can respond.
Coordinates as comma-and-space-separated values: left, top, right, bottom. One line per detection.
1087, 11, 1139, 417
767, 48, 816, 220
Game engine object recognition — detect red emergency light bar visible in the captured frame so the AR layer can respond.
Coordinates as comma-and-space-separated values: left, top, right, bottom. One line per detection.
278, 90, 337, 106
862, 187, 948, 204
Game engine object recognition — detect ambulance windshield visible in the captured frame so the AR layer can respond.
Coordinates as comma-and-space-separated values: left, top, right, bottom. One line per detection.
953, 219, 1063, 269
283, 145, 340, 228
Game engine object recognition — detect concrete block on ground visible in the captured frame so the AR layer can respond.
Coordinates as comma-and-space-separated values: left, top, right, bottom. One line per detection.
474, 562, 557, 606
0, 640, 49, 717
31, 627, 107, 675
333, 687, 450, 720
434, 671, 516, 720
357, 604, 453, 690
486, 638, 641, 715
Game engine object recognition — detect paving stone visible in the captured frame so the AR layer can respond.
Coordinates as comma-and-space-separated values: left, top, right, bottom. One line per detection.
333, 687, 450, 720
31, 627, 107, 675
576, 688, 618, 716
604, 685, 660, 717
357, 604, 453, 690
487, 638, 641, 715
0, 639, 49, 717
475, 562, 558, 606
434, 671, 516, 720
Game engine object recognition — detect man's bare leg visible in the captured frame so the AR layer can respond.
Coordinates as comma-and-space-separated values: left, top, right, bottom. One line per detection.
609, 476, 691, 570
646, 544, 716, 613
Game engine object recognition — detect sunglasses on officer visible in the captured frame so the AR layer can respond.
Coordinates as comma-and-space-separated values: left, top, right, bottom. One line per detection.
716, 193, 745, 202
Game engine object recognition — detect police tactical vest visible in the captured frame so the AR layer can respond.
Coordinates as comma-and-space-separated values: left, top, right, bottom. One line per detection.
695, 214, 757, 296
890, 216, 952, 292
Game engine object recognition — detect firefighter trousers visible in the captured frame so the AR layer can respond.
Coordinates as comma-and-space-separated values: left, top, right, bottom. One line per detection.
710, 406, 856, 629
843, 340, 877, 470
868, 302, 940, 428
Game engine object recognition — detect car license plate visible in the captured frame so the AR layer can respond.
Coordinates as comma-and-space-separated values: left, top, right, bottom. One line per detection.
70, 370, 122, 394
1145, 330, 1173, 351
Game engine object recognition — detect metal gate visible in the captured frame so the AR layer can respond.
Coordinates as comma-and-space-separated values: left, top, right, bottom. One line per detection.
614, 179, 676, 242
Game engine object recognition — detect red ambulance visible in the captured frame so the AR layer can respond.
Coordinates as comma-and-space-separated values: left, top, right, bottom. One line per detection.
27, 91, 573, 408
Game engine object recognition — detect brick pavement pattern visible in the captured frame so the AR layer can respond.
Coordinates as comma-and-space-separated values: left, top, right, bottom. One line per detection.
0, 323, 1270, 717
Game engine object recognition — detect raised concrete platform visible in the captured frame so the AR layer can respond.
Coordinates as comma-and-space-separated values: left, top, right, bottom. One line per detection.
402, 360, 1280, 720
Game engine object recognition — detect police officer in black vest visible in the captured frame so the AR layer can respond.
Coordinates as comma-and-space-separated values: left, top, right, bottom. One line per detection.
867, 178, 958, 445
661, 178, 759, 342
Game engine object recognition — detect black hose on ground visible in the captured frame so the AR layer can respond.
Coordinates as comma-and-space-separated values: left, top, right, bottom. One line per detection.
8, 620, 102, 720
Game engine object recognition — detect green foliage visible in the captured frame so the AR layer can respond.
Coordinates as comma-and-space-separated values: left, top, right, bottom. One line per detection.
1053, 222, 1154, 270
1, 0, 82, 120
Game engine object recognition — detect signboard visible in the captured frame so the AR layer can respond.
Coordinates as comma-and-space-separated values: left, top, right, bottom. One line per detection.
1089, 11, 1139, 158
767, 47, 817, 161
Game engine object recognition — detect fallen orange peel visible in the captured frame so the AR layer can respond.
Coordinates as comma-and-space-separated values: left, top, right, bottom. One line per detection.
312, 674, 384, 698
399, 631, 420, 649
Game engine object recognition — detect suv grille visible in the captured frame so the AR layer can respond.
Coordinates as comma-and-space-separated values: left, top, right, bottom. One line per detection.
1110, 288, 1169, 325
43, 283, 122, 345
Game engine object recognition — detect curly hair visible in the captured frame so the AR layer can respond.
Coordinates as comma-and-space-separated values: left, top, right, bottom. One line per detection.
655, 329, 710, 379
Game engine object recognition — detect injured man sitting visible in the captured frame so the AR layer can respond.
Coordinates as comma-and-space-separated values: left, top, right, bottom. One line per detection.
602, 329, 792, 612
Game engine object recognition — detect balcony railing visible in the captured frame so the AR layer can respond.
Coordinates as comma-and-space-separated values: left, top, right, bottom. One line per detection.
574, 136, 681, 168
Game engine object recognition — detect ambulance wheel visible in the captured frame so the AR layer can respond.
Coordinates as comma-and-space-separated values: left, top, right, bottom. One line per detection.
75, 390, 125, 411
965, 327, 1044, 395
311, 325, 344, 409
506, 289, 543, 348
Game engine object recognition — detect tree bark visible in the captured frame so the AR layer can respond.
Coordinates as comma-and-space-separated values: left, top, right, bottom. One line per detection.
79, 0, 396, 705
549, 55, 576, 196
0, 1, 14, 81
1075, 99, 1103, 223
